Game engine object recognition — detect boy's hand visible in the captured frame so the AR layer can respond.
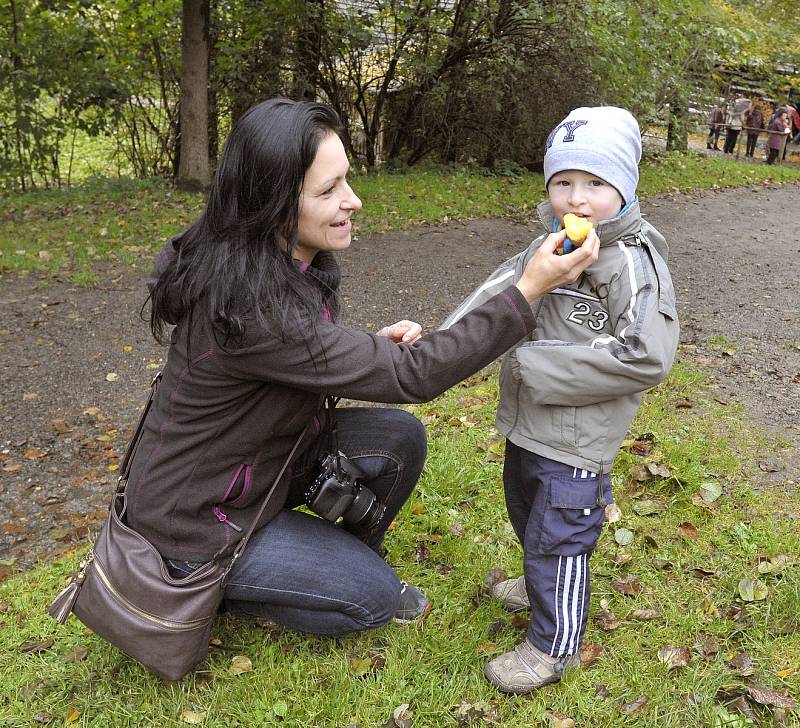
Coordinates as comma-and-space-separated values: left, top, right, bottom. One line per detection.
515, 229, 599, 304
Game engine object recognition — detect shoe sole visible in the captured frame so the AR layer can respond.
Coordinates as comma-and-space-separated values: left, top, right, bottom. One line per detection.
393, 601, 432, 624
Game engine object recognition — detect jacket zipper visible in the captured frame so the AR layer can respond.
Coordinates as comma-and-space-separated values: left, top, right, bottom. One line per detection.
212, 505, 242, 532
92, 559, 210, 630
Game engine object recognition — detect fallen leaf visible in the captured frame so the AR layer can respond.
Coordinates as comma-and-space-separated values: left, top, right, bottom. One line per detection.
393, 703, 412, 728
350, 656, 373, 675
594, 683, 612, 698
453, 700, 499, 726
677, 522, 698, 540
32, 712, 54, 724
550, 716, 576, 728
674, 398, 693, 408
657, 645, 690, 670
699, 480, 722, 503
449, 523, 465, 537
632, 499, 664, 516
63, 645, 89, 663
20, 638, 54, 654
746, 685, 797, 709
727, 652, 755, 676
82, 407, 101, 416
695, 595, 721, 621
180, 708, 207, 724
757, 461, 780, 472
482, 568, 508, 593
604, 503, 622, 523
612, 574, 642, 596
629, 464, 653, 482
777, 667, 798, 679
651, 558, 673, 570
23, 449, 48, 460
414, 545, 430, 562
64, 707, 80, 725
614, 528, 634, 546
628, 608, 662, 621
228, 655, 253, 675
580, 642, 605, 667
611, 552, 632, 567
594, 608, 622, 631
618, 695, 648, 715
737, 577, 768, 602
647, 462, 671, 479
105, 372, 119, 382
478, 642, 497, 654
694, 635, 720, 660
415, 534, 443, 543
756, 554, 788, 575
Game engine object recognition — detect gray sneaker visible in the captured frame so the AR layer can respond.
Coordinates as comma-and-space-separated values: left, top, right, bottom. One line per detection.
491, 575, 530, 612
484, 639, 580, 694
393, 581, 432, 623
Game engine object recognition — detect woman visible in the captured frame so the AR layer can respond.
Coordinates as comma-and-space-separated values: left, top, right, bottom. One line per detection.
766, 109, 790, 165
134, 98, 597, 636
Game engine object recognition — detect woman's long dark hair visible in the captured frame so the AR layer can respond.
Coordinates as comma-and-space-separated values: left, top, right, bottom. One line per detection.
149, 98, 342, 345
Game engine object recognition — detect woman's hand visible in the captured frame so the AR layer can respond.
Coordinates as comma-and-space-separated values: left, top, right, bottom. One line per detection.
377, 320, 423, 344
515, 229, 600, 304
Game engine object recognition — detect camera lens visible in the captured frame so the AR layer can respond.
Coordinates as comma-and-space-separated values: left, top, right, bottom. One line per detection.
342, 485, 385, 534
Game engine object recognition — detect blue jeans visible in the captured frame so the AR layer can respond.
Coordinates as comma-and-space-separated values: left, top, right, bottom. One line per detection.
168, 407, 426, 635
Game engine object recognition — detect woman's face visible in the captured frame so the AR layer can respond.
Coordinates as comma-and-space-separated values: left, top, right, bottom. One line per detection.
295, 133, 362, 263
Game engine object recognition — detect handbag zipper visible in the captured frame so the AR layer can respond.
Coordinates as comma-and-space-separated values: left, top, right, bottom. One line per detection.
92, 559, 211, 631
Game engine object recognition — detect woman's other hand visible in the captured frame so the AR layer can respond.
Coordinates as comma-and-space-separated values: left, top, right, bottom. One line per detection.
377, 320, 423, 344
515, 228, 599, 304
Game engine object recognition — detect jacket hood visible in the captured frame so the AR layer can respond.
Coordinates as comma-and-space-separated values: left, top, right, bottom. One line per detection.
536, 198, 670, 262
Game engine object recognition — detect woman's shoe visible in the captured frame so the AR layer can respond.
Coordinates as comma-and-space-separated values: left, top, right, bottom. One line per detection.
393, 581, 431, 623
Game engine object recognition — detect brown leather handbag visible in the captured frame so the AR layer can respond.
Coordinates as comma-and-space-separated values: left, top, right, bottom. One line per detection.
47, 373, 306, 681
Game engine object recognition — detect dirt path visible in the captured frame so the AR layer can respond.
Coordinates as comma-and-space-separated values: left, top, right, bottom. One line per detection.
2, 183, 798, 571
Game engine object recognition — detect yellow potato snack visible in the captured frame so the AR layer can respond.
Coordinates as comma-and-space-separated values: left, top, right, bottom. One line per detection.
563, 213, 593, 244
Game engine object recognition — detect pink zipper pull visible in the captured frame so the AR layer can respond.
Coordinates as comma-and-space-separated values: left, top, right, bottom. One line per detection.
212, 506, 242, 532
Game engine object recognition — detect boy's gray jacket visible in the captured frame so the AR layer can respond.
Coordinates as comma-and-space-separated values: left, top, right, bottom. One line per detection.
441, 199, 679, 475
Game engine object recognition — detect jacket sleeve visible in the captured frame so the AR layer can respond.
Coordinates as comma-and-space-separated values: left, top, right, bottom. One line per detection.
439, 243, 535, 330
510, 242, 679, 406
215, 286, 536, 404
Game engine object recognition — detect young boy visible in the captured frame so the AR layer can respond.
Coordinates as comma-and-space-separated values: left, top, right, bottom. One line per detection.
441, 106, 679, 694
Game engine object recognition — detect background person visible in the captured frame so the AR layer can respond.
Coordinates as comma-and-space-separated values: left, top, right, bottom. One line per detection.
723, 95, 749, 154
766, 108, 791, 165
706, 103, 724, 150
744, 98, 764, 158
441, 107, 679, 695
136, 98, 598, 641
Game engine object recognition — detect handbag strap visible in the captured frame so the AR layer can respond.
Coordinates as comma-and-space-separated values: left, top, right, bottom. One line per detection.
117, 372, 163, 488
221, 423, 309, 581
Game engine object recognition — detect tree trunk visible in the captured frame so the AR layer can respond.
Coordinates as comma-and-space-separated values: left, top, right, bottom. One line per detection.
666, 90, 688, 153
293, 0, 324, 100
177, 0, 211, 191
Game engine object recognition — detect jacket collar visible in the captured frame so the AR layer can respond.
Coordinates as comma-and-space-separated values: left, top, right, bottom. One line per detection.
536, 198, 643, 247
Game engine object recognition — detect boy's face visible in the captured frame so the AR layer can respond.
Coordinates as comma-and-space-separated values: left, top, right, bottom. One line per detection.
548, 170, 625, 226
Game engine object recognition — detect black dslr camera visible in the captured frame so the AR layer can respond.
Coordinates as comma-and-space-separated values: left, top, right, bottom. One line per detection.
304, 452, 385, 536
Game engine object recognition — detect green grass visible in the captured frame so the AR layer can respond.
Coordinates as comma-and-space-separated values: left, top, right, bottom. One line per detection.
3, 151, 800, 285
1, 357, 798, 727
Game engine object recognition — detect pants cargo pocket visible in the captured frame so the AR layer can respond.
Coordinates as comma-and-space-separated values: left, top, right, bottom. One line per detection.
535, 472, 612, 556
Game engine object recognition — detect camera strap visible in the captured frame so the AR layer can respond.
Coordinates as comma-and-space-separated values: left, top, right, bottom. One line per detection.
324, 395, 344, 472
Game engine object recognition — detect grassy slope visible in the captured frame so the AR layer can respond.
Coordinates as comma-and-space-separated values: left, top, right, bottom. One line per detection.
0, 364, 797, 727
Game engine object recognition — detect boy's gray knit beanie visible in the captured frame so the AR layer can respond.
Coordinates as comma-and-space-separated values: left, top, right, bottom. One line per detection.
544, 106, 641, 204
